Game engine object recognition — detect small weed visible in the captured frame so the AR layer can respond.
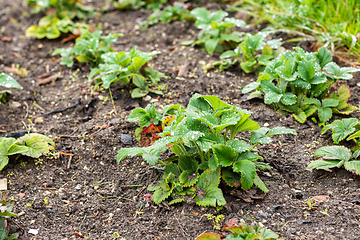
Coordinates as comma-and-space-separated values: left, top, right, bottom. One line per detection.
201, 214, 224, 231
302, 198, 318, 211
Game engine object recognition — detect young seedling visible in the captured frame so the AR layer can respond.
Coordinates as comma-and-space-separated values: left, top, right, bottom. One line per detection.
201, 214, 224, 231
302, 198, 318, 211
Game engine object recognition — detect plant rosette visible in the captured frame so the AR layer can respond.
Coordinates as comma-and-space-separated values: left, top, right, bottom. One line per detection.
53, 30, 123, 68
142, 5, 195, 29
26, 0, 94, 39
309, 146, 360, 175
243, 46, 360, 123
182, 8, 246, 54
117, 94, 297, 207
212, 32, 283, 74
89, 47, 168, 98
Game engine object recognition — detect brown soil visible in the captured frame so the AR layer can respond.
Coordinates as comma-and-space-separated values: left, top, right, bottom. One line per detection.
1, 0, 360, 239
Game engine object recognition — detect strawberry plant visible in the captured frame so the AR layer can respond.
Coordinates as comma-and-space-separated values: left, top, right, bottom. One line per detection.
0, 133, 55, 171
196, 219, 280, 240
113, 0, 167, 10
322, 118, 360, 146
0, 191, 18, 240
182, 8, 245, 54
309, 146, 360, 175
89, 47, 168, 98
52, 30, 123, 68
243, 46, 360, 123
26, 0, 94, 39
0, 73, 22, 104
212, 33, 283, 73
142, 5, 195, 29
117, 94, 297, 207
26, 0, 95, 18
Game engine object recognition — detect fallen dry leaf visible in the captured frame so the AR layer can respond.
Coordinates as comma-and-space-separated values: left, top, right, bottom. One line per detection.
28, 229, 39, 235
3, 66, 14, 74
12, 52, 22, 58
1, 37, 12, 42
38, 73, 52, 79
230, 189, 267, 203
0, 178, 7, 190
61, 33, 80, 43
234, 11, 249, 21
74, 232, 85, 238
192, 212, 199, 216
223, 219, 237, 228
36, 72, 64, 86
312, 195, 329, 202
177, 63, 190, 77
173, 1, 194, 10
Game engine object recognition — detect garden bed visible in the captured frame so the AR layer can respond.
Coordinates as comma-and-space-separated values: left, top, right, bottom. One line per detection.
1, 0, 360, 239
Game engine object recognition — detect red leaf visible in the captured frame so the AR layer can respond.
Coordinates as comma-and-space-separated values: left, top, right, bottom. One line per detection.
74, 232, 85, 238
144, 124, 161, 134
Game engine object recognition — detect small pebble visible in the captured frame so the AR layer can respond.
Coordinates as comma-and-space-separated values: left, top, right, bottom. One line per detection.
75, 184, 82, 190
287, 228, 296, 234
270, 205, 281, 212
144, 95, 152, 101
295, 192, 303, 199
9, 101, 21, 109
34, 117, 44, 124
120, 134, 133, 145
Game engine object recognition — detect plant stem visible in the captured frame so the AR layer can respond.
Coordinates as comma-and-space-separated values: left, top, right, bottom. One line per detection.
108, 88, 118, 115
178, 141, 189, 156
250, 142, 259, 151
158, 159, 167, 165
192, 140, 205, 163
